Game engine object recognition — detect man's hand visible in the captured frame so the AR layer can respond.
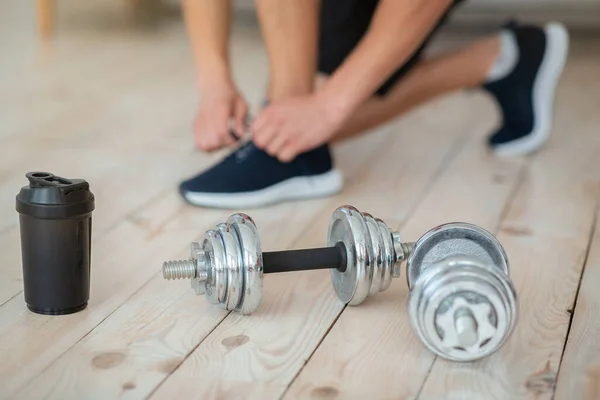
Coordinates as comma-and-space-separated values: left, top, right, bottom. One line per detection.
251, 92, 345, 162
194, 86, 248, 152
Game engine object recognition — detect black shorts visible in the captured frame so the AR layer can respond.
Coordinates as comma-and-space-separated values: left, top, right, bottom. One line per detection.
318, 0, 466, 96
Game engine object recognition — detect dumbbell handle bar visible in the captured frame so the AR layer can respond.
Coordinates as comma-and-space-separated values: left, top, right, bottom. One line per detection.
262, 243, 347, 274
261, 234, 412, 275
163, 243, 349, 281
162, 237, 414, 281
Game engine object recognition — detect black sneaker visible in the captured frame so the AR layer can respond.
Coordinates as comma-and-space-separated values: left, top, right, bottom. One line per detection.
178, 142, 343, 208
484, 22, 569, 156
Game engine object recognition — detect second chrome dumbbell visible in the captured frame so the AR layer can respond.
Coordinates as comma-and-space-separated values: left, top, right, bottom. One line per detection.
403, 223, 517, 361
328, 208, 518, 362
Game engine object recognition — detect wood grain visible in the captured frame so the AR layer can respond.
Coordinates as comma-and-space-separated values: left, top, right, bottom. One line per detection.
554, 208, 600, 400
1, 35, 190, 144
0, 228, 24, 306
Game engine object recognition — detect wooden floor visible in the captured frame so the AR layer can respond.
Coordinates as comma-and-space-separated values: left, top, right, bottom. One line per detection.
1, 2, 600, 399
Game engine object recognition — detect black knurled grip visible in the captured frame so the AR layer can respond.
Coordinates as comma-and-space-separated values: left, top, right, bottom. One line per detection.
262, 242, 347, 274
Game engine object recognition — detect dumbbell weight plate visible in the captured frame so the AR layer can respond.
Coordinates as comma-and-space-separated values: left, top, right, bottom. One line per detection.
362, 213, 385, 297
408, 256, 517, 361
227, 213, 263, 315
328, 206, 373, 306
376, 219, 395, 292
203, 229, 228, 307
217, 223, 244, 311
362, 213, 396, 296
406, 223, 509, 289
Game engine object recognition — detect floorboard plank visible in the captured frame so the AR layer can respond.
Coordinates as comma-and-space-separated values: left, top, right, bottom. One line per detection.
0, 28, 192, 143
554, 208, 600, 399
0, 227, 24, 306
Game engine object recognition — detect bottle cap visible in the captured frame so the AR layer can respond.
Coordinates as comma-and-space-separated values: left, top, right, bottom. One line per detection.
16, 172, 95, 219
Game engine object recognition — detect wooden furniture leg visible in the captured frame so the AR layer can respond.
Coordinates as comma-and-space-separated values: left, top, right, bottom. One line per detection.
36, 0, 54, 38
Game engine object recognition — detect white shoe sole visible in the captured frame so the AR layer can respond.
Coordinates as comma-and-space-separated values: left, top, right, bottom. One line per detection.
493, 22, 570, 157
181, 169, 343, 209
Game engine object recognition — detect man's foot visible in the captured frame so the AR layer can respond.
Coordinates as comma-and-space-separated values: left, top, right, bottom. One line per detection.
483, 21, 569, 156
179, 142, 343, 208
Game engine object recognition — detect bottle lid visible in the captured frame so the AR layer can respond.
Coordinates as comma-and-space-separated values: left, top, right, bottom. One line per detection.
16, 172, 95, 219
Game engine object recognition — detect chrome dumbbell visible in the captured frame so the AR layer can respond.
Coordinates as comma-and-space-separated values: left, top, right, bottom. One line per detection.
161, 205, 410, 314
328, 208, 518, 362
161, 212, 349, 315
403, 224, 517, 362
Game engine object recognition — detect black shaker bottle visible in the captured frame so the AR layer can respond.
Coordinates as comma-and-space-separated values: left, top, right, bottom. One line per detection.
15, 172, 95, 315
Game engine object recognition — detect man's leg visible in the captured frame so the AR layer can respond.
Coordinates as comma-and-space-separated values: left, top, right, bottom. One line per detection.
332, 35, 501, 139
331, 20, 570, 157
317, 0, 568, 156
178, 0, 342, 209
254, 0, 320, 101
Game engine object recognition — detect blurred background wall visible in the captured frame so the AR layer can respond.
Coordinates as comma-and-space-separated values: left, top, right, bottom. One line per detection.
21, 0, 600, 41
232, 0, 600, 28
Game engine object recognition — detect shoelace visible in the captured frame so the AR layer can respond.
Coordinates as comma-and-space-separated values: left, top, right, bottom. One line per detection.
233, 141, 256, 163
226, 115, 256, 163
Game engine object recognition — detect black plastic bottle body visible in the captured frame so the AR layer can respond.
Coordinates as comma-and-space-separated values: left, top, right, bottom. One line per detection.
19, 212, 92, 314
16, 171, 95, 316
